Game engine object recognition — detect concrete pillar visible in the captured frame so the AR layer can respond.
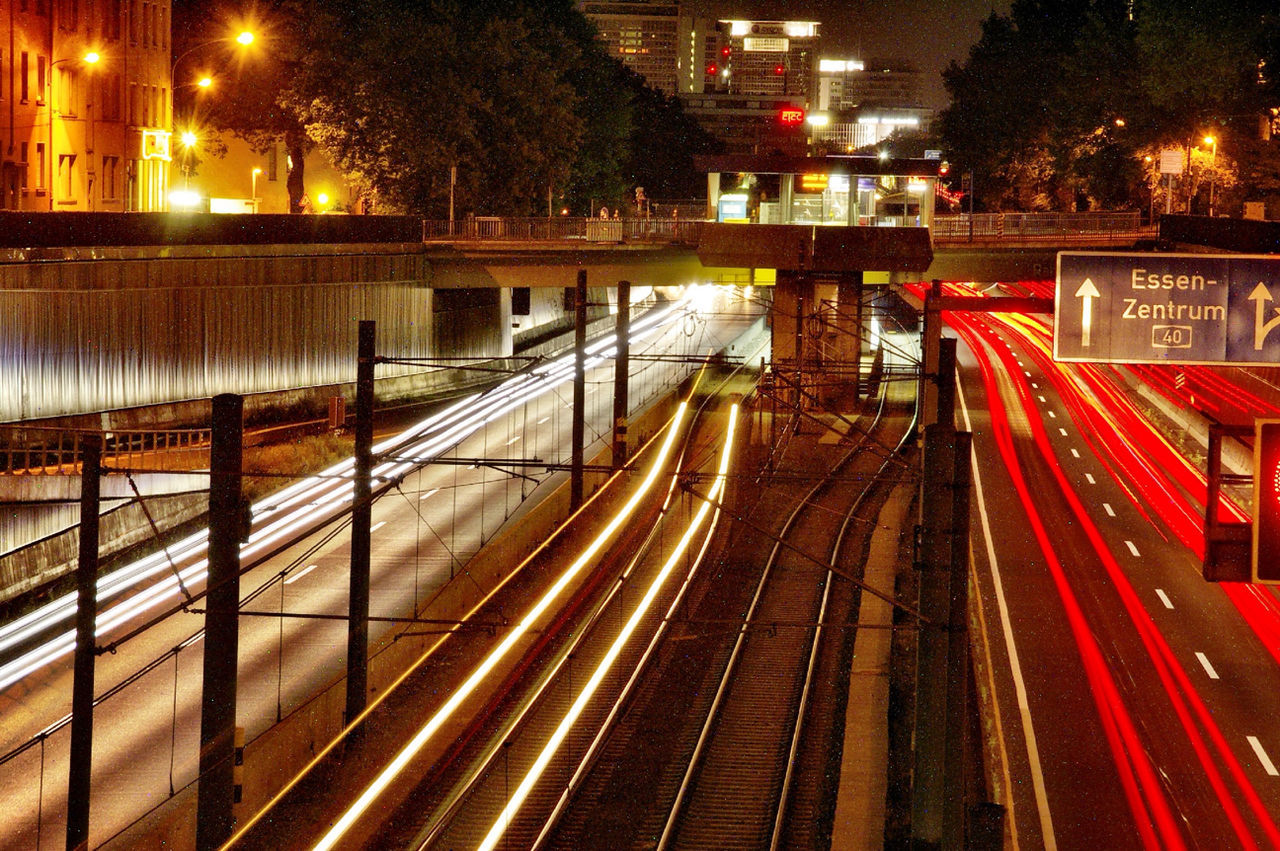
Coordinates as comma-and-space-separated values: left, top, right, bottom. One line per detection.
824, 272, 863, 408
772, 270, 815, 411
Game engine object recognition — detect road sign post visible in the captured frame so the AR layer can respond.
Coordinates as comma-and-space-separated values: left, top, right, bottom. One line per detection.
1254, 420, 1280, 582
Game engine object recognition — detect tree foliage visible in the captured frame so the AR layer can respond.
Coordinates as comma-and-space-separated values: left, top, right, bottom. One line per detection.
940, 0, 1280, 213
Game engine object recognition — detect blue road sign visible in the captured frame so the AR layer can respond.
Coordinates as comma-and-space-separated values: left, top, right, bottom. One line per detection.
1055, 252, 1280, 365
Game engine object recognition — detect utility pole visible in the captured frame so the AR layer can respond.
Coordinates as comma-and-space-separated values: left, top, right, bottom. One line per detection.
196, 394, 245, 851
346, 320, 376, 728
612, 279, 631, 470
66, 434, 101, 851
571, 270, 587, 508
911, 339, 972, 849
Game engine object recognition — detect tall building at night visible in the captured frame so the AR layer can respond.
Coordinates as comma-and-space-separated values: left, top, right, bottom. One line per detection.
0, 0, 172, 211
580, 0, 684, 95
711, 19, 820, 100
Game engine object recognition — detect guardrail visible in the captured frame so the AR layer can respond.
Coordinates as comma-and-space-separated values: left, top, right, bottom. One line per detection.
423, 216, 706, 244
0, 426, 212, 476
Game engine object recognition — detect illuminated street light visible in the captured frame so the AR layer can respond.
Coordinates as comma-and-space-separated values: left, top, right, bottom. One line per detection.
171, 29, 255, 90
1204, 135, 1218, 216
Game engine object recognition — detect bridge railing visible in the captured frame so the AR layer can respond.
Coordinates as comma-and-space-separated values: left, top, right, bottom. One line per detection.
931, 211, 1151, 244
0, 426, 212, 476
423, 212, 1150, 247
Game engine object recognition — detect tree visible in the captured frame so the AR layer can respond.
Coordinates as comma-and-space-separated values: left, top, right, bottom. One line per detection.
172, 0, 319, 213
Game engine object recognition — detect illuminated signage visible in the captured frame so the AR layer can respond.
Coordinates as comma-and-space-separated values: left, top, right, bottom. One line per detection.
744, 36, 788, 52
1255, 419, 1280, 582
778, 107, 805, 125
800, 174, 829, 191
819, 59, 865, 73
141, 129, 171, 161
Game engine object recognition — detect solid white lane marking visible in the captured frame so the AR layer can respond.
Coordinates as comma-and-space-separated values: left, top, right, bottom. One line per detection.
420, 488, 440, 501
285, 564, 318, 585
960, 379, 1053, 848
1070, 449, 1080, 459
1195, 652, 1220, 680
1059, 428, 1069, 437
1248, 736, 1280, 776
1125, 540, 1140, 557
1103, 503, 1116, 517
1156, 589, 1174, 609
370, 521, 387, 533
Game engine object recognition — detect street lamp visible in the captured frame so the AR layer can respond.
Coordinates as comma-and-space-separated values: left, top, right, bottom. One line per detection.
178, 130, 198, 189
1204, 135, 1218, 217
48, 51, 100, 211
251, 167, 262, 212
171, 30, 255, 90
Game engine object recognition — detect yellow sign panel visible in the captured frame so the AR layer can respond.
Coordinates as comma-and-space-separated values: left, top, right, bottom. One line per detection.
800, 173, 828, 191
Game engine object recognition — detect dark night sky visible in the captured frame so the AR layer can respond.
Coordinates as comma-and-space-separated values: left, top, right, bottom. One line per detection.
687, 0, 1011, 109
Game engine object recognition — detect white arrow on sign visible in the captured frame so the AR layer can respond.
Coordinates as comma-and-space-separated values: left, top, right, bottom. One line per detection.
1075, 278, 1100, 347
1250, 282, 1280, 350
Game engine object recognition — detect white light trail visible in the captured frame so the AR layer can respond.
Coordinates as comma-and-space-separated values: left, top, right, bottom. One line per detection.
0, 294, 700, 693
479, 404, 738, 851
309, 402, 692, 851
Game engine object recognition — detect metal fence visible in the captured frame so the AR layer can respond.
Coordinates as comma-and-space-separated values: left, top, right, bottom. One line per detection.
0, 426, 211, 475
931, 211, 1151, 244
423, 211, 1151, 247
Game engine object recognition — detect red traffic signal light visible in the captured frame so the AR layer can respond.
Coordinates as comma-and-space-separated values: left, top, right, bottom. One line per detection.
1254, 419, 1280, 582
721, 46, 731, 57
774, 64, 786, 75
706, 63, 718, 76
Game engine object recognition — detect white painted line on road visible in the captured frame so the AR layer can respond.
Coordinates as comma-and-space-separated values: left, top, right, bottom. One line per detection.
536, 417, 551, 425
505, 435, 521, 446
1125, 540, 1140, 557
1025, 370, 1032, 378
1195, 652, 1220, 680
285, 564, 317, 585
1059, 428, 1069, 437
1249, 736, 1280, 776
1085, 473, 1096, 484
1038, 395, 1047, 403
370, 521, 387, 533
959, 379, 1054, 849
420, 488, 440, 501
1156, 589, 1174, 609
1047, 410, 1056, 419
1031, 382, 1039, 389
1070, 448, 1080, 459
1103, 503, 1116, 517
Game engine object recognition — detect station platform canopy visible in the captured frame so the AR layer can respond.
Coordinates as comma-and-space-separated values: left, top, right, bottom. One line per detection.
695, 154, 942, 230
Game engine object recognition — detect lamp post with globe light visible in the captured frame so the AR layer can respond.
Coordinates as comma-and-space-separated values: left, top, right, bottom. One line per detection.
171, 30, 254, 92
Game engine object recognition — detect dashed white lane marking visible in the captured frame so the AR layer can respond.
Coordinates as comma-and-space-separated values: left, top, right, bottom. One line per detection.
1031, 382, 1039, 389
1249, 736, 1280, 776
1156, 589, 1174, 609
420, 488, 440, 501
1085, 473, 1096, 484
1047, 411, 1056, 419
1070, 448, 1080, 458
536, 416, 551, 425
1125, 540, 1140, 557
1059, 428, 1069, 437
1039, 395, 1047, 402
1195, 652, 1220, 680
1025, 370, 1032, 378
285, 564, 317, 585
371, 521, 387, 533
